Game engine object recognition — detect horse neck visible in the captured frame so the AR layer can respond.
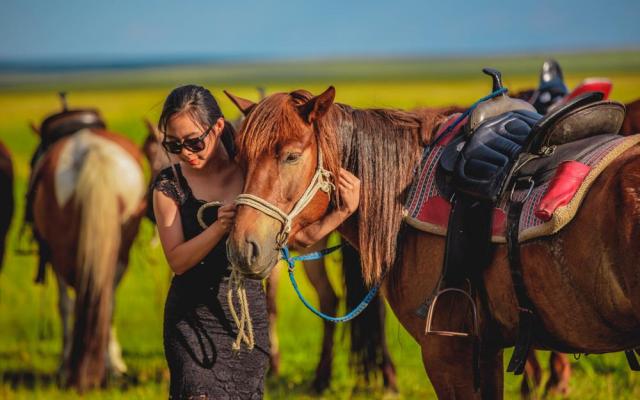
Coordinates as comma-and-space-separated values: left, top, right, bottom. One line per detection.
322, 104, 438, 285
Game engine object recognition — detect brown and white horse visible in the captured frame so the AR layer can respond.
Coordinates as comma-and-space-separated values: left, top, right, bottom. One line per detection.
0, 140, 14, 271
32, 128, 146, 390
224, 86, 640, 399
142, 117, 398, 392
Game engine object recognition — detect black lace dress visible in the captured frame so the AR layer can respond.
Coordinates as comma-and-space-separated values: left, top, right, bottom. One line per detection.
153, 164, 269, 400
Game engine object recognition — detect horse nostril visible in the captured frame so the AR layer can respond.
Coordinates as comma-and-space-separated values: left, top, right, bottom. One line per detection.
246, 239, 261, 265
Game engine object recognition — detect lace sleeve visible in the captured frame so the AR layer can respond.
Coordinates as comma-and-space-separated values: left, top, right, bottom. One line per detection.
152, 167, 187, 205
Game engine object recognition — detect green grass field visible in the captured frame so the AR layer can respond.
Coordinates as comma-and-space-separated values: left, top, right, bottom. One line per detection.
1, 53, 640, 399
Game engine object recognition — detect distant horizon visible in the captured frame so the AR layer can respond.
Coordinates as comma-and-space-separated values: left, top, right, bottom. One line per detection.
2, 46, 639, 72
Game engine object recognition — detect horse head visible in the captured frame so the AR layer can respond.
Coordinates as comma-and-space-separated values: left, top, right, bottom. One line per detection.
141, 118, 170, 181
225, 87, 340, 279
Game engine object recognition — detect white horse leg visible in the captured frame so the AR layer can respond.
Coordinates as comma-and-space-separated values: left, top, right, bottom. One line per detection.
107, 326, 127, 376
55, 273, 73, 382
106, 262, 127, 376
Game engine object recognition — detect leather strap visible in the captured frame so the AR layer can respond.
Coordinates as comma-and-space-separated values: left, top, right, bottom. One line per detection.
625, 349, 640, 371
506, 195, 535, 375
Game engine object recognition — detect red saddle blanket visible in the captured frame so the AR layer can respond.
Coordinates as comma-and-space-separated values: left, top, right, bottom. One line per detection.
404, 117, 640, 243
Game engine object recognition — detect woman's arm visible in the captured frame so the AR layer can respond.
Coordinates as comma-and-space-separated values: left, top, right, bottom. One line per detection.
290, 168, 360, 249
153, 189, 235, 275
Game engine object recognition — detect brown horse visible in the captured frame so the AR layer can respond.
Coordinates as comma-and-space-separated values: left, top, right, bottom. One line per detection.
141, 118, 398, 392
32, 127, 146, 390
508, 91, 640, 398
0, 140, 14, 271
224, 86, 640, 399
622, 99, 640, 135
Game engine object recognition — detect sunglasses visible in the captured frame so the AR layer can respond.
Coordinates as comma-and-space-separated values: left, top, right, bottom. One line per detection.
162, 125, 212, 154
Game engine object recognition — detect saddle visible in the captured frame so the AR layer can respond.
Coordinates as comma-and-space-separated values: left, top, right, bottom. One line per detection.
531, 59, 569, 114
423, 68, 628, 383
38, 93, 106, 151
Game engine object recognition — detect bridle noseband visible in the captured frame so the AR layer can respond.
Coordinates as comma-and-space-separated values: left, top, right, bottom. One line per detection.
234, 148, 334, 248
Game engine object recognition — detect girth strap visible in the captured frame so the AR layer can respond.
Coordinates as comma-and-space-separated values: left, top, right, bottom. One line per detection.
506, 188, 535, 375
625, 349, 640, 371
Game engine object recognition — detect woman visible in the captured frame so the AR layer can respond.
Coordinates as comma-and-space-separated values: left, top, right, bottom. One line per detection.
152, 85, 360, 399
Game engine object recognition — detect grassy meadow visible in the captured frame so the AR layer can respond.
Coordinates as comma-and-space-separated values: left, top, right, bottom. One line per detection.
1, 52, 640, 399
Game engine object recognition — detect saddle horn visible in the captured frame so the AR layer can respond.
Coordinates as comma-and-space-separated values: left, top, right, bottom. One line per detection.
482, 68, 505, 93
58, 91, 68, 112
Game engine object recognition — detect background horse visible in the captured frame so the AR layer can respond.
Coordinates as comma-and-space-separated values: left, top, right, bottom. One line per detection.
32, 127, 146, 390
0, 140, 13, 272
142, 118, 398, 393
225, 86, 640, 399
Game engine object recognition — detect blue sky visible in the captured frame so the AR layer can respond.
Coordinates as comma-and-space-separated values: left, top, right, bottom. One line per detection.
1, 0, 639, 62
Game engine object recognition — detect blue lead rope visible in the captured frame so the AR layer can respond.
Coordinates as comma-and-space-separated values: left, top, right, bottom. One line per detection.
281, 245, 380, 323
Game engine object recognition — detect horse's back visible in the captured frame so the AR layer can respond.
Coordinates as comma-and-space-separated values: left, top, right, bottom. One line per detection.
34, 129, 146, 278
45, 129, 145, 216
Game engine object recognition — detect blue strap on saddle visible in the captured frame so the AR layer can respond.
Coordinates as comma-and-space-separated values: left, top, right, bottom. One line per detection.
281, 245, 380, 323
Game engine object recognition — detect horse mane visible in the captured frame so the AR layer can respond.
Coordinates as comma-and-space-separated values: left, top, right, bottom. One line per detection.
236, 90, 447, 286
321, 104, 446, 286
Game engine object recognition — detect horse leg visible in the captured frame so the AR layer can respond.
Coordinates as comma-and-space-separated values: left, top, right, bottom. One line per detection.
55, 272, 73, 383
106, 326, 127, 377
521, 351, 542, 399
378, 302, 398, 393
544, 352, 571, 397
416, 292, 503, 399
421, 336, 504, 400
106, 260, 129, 377
302, 237, 338, 393
265, 263, 282, 376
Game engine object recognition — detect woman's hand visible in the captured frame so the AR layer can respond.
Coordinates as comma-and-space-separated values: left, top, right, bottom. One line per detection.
337, 168, 361, 215
289, 169, 360, 250
216, 203, 237, 233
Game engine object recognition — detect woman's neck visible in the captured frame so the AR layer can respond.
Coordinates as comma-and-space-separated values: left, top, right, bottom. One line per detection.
188, 140, 235, 177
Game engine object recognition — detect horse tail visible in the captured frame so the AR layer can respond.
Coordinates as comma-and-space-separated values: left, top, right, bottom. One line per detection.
67, 133, 143, 389
343, 243, 385, 384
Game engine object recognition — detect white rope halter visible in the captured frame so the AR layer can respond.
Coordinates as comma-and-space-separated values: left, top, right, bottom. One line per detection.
223, 146, 334, 351
234, 148, 334, 248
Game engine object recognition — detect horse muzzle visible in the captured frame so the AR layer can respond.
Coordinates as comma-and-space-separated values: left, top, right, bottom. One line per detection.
227, 229, 280, 279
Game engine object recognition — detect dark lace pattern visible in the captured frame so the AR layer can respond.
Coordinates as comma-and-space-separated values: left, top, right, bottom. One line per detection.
153, 164, 269, 399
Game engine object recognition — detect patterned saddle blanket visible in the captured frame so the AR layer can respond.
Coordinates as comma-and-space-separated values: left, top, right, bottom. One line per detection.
404, 118, 640, 243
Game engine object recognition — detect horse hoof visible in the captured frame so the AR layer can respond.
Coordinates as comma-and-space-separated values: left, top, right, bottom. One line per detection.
311, 378, 330, 394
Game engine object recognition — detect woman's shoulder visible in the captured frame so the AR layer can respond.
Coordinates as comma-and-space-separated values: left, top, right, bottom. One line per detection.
152, 165, 187, 204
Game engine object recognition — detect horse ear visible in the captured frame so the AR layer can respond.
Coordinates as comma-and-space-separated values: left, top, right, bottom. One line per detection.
143, 118, 162, 142
297, 86, 335, 124
29, 121, 40, 136
223, 90, 256, 116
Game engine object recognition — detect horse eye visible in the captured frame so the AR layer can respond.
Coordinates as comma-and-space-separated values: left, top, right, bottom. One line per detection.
283, 152, 302, 164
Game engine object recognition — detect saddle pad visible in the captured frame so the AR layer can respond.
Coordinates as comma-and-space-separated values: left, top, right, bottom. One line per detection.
404, 133, 640, 243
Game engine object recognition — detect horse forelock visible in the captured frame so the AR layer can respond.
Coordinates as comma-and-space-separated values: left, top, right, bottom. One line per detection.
236, 92, 311, 164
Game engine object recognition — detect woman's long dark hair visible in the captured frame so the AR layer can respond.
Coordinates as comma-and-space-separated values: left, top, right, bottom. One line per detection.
159, 84, 236, 159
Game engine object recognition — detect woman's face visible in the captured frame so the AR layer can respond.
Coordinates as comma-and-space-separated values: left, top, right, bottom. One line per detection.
164, 113, 224, 170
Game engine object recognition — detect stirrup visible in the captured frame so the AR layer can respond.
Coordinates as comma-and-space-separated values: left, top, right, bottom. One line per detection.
424, 287, 479, 338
